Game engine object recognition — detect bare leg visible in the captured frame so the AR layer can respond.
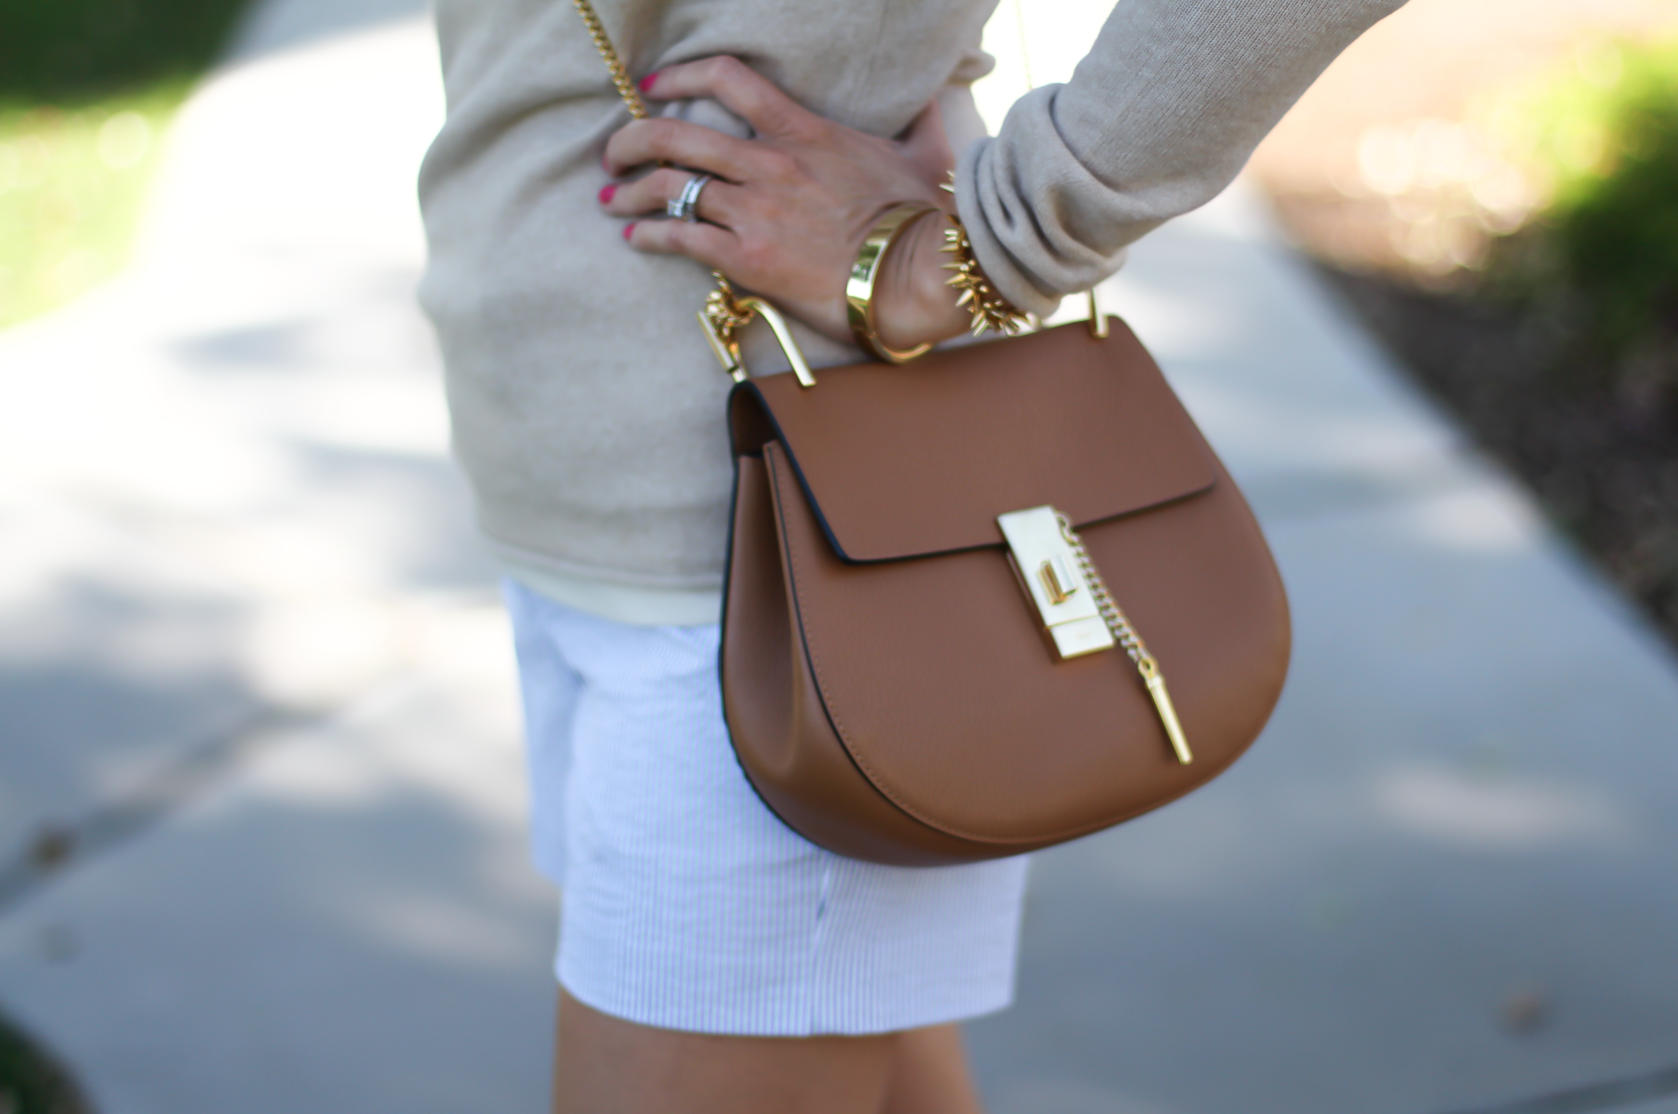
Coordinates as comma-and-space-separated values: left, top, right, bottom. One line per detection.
554, 989, 898, 1114
881, 1024, 985, 1114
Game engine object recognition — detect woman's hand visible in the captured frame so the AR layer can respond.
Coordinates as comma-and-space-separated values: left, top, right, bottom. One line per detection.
600, 57, 972, 350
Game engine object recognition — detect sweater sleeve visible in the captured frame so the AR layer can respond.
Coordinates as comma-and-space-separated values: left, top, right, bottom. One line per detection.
955, 0, 1407, 315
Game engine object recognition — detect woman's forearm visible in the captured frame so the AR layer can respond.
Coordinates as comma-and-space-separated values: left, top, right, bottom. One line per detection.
957, 0, 1408, 317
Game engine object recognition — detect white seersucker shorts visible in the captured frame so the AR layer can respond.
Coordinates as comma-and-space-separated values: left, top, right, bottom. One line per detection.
503, 577, 1031, 1036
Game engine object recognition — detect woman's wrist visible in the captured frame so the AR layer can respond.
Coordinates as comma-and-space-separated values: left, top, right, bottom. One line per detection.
870, 209, 973, 353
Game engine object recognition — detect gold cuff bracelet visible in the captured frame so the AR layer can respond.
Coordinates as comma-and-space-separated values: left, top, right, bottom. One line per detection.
845, 203, 942, 364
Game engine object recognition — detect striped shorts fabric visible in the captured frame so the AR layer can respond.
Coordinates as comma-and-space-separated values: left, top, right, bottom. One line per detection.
503, 578, 1031, 1037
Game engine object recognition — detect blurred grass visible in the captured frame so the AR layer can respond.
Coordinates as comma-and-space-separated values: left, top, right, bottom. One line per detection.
1313, 32, 1678, 644
0, 0, 252, 328
0, 0, 250, 103
1486, 36, 1678, 352
0, 87, 184, 326
0, 1009, 91, 1114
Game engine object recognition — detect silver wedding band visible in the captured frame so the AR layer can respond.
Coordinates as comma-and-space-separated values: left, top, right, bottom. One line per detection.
666, 173, 712, 223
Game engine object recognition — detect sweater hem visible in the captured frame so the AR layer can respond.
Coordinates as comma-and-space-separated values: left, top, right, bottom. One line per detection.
483, 533, 725, 592
488, 534, 724, 627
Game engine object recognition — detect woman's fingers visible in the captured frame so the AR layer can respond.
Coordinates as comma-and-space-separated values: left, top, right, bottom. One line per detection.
599, 56, 961, 345
641, 56, 818, 142
604, 167, 738, 227
604, 116, 764, 180
624, 216, 736, 271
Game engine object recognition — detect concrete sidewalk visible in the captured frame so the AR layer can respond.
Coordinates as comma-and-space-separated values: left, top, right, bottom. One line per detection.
0, 8, 556, 1113
2, 3, 1676, 1113
975, 192, 1678, 1114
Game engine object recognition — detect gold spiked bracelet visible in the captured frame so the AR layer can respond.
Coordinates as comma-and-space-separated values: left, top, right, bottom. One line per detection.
938, 171, 1032, 338
939, 210, 1032, 338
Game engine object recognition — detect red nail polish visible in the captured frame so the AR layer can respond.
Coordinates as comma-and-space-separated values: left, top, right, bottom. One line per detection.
622, 222, 636, 241
598, 183, 616, 204
639, 72, 658, 92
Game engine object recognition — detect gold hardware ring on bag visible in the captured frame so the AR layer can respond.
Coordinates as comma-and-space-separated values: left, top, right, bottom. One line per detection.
699, 273, 818, 388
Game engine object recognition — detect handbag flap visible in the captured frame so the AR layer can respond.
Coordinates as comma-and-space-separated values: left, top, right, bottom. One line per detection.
729, 318, 1218, 562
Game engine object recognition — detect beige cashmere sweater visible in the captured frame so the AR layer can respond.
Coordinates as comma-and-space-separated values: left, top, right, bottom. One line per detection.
417, 0, 1403, 624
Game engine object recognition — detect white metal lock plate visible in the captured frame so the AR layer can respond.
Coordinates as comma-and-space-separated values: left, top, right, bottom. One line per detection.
996, 505, 1116, 660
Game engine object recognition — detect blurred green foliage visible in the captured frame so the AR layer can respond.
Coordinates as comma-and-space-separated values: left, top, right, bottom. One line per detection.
0, 87, 182, 326
0, 0, 250, 326
0, 0, 250, 105
1494, 37, 1678, 349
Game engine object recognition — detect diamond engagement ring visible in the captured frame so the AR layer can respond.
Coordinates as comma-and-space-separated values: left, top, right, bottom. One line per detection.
666, 173, 712, 223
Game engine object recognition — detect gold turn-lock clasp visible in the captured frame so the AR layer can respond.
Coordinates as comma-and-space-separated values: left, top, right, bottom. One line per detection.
1038, 553, 1081, 605
996, 506, 1116, 660
700, 273, 817, 389
997, 504, 1193, 766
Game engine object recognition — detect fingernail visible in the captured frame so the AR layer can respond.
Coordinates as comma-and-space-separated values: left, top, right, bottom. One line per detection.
639, 72, 658, 92
598, 183, 616, 204
622, 222, 636, 241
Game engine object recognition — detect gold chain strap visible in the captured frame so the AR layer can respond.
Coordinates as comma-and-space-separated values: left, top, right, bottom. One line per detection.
570, 0, 650, 120
1056, 513, 1193, 765
571, 0, 767, 376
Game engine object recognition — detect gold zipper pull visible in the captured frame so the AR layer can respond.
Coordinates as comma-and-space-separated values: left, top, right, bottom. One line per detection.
1137, 656, 1192, 765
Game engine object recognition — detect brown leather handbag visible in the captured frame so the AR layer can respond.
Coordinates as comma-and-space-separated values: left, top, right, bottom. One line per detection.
721, 320, 1290, 865
573, 1, 1291, 867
